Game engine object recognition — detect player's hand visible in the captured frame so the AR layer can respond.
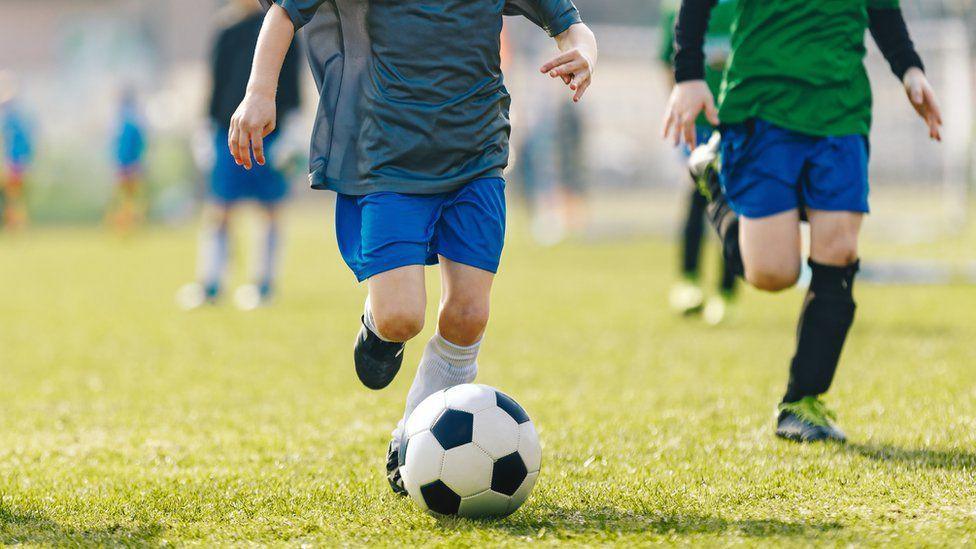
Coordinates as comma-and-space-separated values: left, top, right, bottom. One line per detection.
662, 80, 719, 147
229, 92, 277, 170
903, 67, 942, 142
541, 48, 595, 102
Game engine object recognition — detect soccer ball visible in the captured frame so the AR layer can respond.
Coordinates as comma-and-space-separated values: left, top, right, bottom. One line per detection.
399, 384, 542, 518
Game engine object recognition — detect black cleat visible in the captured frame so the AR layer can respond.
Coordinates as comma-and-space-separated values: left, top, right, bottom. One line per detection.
387, 438, 408, 496
775, 396, 847, 444
354, 317, 405, 390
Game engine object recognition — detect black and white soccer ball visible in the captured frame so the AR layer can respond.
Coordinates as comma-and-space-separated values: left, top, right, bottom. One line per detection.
399, 384, 541, 518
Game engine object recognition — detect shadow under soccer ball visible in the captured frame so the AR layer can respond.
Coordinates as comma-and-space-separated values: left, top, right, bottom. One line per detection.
399, 384, 542, 518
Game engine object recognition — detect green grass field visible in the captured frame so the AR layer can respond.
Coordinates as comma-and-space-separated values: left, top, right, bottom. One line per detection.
1, 209, 975, 546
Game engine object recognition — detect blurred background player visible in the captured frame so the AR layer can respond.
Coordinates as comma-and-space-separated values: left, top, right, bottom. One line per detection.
177, 0, 300, 311
107, 87, 148, 233
516, 96, 589, 246
0, 72, 34, 231
660, 0, 737, 325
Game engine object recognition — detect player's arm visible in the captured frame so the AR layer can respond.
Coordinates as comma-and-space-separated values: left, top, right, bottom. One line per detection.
230, 1, 322, 169
661, 0, 718, 147
868, 6, 942, 141
543, 23, 598, 102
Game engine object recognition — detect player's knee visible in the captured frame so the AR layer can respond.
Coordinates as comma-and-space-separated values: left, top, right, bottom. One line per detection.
373, 305, 425, 342
813, 237, 859, 267
746, 263, 800, 292
439, 301, 490, 346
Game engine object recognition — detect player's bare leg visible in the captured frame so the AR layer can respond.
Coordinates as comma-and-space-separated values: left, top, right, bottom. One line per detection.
355, 265, 426, 390
387, 258, 494, 494
739, 210, 802, 292
776, 209, 861, 443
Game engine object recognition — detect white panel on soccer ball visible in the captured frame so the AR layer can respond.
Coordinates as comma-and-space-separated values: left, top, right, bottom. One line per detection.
443, 383, 497, 414
517, 421, 542, 473
401, 466, 428, 512
406, 390, 447, 437
439, 443, 493, 498
507, 470, 539, 514
401, 430, 445, 487
459, 489, 511, 518
472, 407, 519, 459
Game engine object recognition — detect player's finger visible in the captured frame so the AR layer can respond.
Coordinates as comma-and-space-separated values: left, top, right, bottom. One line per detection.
569, 71, 586, 91
540, 51, 577, 73
228, 125, 242, 165
704, 100, 720, 127
549, 59, 587, 77
661, 105, 674, 140
683, 115, 696, 148
251, 132, 265, 166
924, 87, 943, 126
573, 79, 591, 102
238, 127, 252, 170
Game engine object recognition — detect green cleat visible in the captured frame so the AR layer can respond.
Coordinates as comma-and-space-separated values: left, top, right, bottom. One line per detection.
776, 396, 847, 444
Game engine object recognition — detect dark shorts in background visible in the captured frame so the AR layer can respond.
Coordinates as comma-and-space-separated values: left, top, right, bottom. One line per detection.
210, 128, 289, 205
335, 177, 506, 282
719, 119, 870, 219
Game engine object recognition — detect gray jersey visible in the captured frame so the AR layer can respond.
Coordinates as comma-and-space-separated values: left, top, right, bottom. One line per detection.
262, 0, 581, 195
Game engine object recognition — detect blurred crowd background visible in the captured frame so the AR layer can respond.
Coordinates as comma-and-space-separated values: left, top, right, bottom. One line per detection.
0, 0, 973, 247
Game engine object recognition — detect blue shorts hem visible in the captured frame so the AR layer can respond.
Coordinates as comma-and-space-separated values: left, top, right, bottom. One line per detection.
436, 251, 500, 275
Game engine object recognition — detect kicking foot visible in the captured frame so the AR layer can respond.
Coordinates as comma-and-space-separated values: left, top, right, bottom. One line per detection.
176, 282, 219, 311
386, 436, 408, 496
669, 280, 705, 316
689, 132, 722, 200
776, 396, 847, 443
354, 317, 405, 390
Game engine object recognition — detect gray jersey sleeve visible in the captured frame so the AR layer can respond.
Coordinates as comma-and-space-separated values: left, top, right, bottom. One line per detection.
259, 0, 327, 30
504, 0, 582, 37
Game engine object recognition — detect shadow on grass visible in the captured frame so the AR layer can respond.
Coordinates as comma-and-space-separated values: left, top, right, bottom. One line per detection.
846, 442, 976, 470
0, 504, 162, 546
439, 506, 841, 539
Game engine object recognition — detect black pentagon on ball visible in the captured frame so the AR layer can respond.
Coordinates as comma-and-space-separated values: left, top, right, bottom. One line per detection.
491, 452, 528, 496
430, 409, 474, 450
495, 391, 530, 424
421, 479, 461, 515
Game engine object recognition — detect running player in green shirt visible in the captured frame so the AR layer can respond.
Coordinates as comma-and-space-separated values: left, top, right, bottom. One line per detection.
662, 0, 942, 442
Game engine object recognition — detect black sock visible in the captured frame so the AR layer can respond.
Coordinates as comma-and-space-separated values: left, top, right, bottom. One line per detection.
682, 189, 708, 277
783, 259, 859, 404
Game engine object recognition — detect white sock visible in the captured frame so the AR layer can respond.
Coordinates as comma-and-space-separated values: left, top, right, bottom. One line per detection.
397, 333, 480, 437
362, 295, 392, 342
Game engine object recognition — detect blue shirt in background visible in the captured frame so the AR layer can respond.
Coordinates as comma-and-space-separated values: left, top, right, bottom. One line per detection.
1, 104, 33, 169
115, 105, 146, 170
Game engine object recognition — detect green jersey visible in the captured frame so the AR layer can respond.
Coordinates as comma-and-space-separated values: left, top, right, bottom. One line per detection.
660, 0, 737, 128
719, 0, 900, 137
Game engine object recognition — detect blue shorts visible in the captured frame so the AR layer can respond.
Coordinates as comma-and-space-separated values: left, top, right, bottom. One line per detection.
211, 128, 288, 205
719, 119, 870, 218
335, 177, 506, 282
